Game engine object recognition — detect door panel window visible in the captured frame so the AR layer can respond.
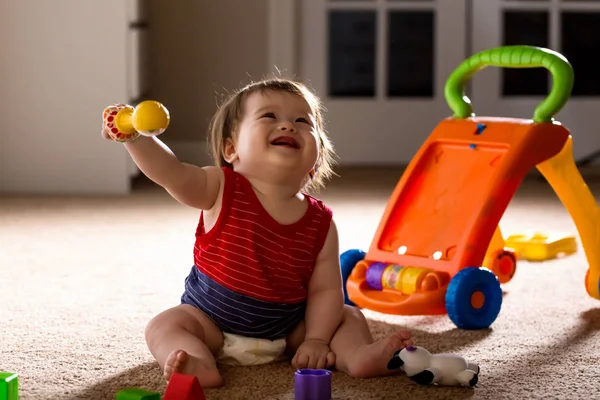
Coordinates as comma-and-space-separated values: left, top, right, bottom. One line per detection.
561, 12, 600, 96
328, 10, 377, 97
387, 11, 435, 97
502, 11, 549, 96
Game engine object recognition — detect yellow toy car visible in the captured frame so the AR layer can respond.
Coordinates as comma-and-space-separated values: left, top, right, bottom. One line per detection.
504, 233, 577, 261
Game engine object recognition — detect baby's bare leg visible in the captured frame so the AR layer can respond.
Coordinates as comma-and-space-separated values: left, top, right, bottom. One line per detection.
287, 305, 413, 378
145, 304, 224, 388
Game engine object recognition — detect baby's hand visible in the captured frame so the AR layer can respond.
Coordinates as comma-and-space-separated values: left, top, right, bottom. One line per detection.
292, 339, 336, 370
101, 104, 138, 142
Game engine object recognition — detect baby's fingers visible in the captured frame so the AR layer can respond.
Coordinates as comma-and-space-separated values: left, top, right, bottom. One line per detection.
314, 353, 328, 370
294, 352, 310, 369
326, 351, 336, 368
291, 353, 300, 368
303, 353, 316, 369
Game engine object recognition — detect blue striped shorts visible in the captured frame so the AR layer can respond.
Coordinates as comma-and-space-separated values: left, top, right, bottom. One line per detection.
180, 266, 306, 340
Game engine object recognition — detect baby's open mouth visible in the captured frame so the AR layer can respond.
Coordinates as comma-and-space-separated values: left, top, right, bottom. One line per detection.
270, 136, 300, 149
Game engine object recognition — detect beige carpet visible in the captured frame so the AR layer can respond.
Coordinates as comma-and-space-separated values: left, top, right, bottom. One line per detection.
2, 167, 600, 400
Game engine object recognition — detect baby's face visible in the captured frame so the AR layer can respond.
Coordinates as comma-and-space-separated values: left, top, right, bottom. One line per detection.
229, 90, 320, 182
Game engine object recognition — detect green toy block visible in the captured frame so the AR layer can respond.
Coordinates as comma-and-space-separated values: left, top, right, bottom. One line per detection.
0, 371, 18, 400
116, 388, 160, 400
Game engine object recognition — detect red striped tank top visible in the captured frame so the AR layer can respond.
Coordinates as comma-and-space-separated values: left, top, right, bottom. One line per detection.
193, 167, 333, 304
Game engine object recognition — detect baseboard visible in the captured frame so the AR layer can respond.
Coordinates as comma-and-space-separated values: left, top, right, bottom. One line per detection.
135, 142, 600, 180
127, 156, 140, 178
125, 140, 212, 180
526, 164, 600, 181
330, 164, 600, 183
166, 139, 213, 166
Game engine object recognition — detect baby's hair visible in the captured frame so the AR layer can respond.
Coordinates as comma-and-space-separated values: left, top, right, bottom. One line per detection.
207, 77, 337, 193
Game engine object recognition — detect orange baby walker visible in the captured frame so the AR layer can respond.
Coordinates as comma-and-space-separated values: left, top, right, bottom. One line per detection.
340, 45, 600, 330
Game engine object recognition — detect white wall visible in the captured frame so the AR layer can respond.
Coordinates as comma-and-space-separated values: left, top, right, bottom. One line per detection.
0, 0, 132, 195
146, 0, 270, 167
3, 1, 597, 196
0, 0, 274, 194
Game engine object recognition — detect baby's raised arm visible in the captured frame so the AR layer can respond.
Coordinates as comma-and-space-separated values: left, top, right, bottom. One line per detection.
102, 102, 220, 210
123, 137, 221, 210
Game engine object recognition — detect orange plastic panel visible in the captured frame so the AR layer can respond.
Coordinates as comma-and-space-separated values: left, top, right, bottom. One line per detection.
366, 117, 569, 278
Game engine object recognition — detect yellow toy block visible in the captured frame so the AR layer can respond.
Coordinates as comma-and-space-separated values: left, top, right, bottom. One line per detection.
505, 233, 577, 261
0, 371, 18, 400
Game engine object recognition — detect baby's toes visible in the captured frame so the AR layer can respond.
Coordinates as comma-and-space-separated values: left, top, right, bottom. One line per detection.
398, 330, 413, 340
386, 332, 412, 352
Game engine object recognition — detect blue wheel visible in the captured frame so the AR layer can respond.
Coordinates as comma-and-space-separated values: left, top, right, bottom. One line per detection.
446, 267, 502, 330
340, 249, 366, 306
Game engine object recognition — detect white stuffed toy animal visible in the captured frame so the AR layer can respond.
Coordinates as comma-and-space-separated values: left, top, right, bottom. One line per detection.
387, 345, 480, 387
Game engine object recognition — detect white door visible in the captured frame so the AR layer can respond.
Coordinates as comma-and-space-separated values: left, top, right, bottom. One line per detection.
299, 0, 469, 165
0, 0, 137, 195
471, 0, 600, 164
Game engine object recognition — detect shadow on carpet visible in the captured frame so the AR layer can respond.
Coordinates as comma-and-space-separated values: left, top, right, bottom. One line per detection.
71, 319, 494, 400
490, 308, 600, 383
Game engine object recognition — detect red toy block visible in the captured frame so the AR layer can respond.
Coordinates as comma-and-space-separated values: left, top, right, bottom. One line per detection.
163, 373, 205, 400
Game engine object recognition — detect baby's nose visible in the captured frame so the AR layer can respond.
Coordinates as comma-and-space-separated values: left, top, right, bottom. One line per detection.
279, 122, 296, 132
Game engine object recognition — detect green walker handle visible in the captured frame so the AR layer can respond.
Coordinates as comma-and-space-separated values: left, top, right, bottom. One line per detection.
444, 45, 574, 123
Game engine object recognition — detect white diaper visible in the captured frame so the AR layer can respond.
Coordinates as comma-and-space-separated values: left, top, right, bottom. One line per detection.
216, 333, 288, 366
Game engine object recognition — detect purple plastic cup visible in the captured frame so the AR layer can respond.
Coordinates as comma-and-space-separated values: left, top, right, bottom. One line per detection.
365, 262, 387, 290
294, 369, 332, 400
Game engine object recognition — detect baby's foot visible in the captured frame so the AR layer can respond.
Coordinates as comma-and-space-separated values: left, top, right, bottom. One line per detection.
164, 349, 223, 388
344, 330, 413, 378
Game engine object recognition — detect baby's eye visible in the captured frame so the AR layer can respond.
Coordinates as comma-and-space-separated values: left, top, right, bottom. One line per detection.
296, 117, 311, 125
261, 112, 276, 119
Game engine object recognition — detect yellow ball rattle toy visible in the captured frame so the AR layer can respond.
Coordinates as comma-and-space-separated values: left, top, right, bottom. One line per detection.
102, 100, 170, 142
